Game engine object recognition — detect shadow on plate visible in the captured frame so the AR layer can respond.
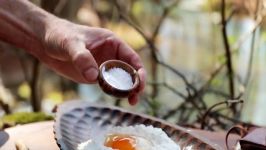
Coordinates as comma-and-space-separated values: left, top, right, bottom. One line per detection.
0, 131, 9, 147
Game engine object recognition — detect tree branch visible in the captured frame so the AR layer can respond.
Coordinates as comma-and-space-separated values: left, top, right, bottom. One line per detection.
240, 0, 261, 96
148, 82, 186, 98
221, 0, 235, 99
30, 58, 41, 112
201, 99, 243, 129
151, 0, 178, 41
113, 0, 196, 93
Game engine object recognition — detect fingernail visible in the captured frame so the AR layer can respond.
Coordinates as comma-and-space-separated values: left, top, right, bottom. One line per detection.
84, 67, 99, 82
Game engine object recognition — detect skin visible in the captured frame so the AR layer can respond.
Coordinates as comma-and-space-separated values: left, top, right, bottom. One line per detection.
0, 0, 146, 105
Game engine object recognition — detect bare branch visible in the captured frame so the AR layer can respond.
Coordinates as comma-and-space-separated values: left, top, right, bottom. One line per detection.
206, 88, 230, 98
162, 104, 182, 120
0, 98, 10, 114
113, 0, 196, 92
240, 0, 261, 96
158, 62, 197, 92
221, 0, 235, 99
54, 0, 67, 15
111, 0, 257, 130
30, 58, 41, 112
197, 63, 225, 95
232, 19, 263, 51
235, 0, 266, 100
201, 99, 243, 129
151, 0, 179, 41
148, 82, 186, 98
226, 9, 236, 23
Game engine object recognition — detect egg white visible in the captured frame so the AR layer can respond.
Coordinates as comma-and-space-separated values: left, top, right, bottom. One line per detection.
77, 139, 112, 150
77, 125, 181, 150
131, 135, 153, 150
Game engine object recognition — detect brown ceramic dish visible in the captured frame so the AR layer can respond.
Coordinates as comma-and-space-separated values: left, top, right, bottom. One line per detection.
98, 60, 139, 98
54, 100, 223, 150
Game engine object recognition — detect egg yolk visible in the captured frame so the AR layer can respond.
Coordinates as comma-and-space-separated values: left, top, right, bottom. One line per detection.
104, 134, 136, 150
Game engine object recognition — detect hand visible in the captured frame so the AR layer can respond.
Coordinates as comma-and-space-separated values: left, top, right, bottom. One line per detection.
34, 19, 146, 105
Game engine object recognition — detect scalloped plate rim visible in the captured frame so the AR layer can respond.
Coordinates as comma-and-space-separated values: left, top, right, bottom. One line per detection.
53, 100, 222, 150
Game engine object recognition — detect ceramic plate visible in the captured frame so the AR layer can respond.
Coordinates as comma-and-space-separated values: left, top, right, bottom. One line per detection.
54, 100, 221, 150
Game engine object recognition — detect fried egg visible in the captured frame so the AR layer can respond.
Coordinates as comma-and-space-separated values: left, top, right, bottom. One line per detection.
77, 125, 181, 150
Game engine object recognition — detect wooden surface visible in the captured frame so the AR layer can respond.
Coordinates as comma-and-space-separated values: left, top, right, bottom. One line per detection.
0, 121, 239, 150
0, 121, 59, 150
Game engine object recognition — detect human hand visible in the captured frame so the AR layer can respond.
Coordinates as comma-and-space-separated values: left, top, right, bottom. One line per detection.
34, 19, 146, 105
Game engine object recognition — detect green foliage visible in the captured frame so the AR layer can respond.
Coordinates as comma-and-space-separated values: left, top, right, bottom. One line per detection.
202, 0, 221, 12
217, 55, 226, 64
228, 35, 237, 45
17, 82, 31, 100
0, 112, 53, 129
131, 1, 143, 17
261, 31, 266, 41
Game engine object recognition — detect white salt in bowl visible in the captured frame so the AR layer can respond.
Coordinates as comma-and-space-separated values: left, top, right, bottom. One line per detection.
98, 60, 140, 98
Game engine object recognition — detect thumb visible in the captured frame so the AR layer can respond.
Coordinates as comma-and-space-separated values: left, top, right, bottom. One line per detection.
68, 42, 99, 83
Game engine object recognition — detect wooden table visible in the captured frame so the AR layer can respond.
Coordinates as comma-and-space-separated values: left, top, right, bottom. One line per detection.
0, 121, 59, 150
0, 121, 239, 150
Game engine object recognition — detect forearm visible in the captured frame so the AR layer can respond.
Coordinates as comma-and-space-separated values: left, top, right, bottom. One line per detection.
0, 0, 56, 55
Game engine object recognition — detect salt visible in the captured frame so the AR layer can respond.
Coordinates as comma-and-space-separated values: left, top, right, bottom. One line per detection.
102, 67, 133, 90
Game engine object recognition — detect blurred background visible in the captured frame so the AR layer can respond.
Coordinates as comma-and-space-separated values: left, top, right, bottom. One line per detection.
1, 0, 266, 131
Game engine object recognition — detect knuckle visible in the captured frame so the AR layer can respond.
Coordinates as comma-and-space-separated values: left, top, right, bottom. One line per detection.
60, 36, 71, 49
72, 50, 90, 67
72, 50, 84, 61
60, 36, 82, 56
45, 28, 79, 50
103, 28, 113, 34
102, 28, 115, 37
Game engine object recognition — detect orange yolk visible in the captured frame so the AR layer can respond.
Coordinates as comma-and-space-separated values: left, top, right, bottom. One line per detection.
104, 134, 136, 150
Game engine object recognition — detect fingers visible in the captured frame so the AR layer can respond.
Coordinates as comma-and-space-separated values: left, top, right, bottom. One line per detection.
108, 37, 146, 105
115, 39, 143, 70
137, 68, 146, 93
45, 59, 89, 83
36, 50, 89, 83
115, 38, 146, 97
127, 68, 146, 105
68, 42, 99, 83
128, 94, 138, 105
116, 40, 146, 89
